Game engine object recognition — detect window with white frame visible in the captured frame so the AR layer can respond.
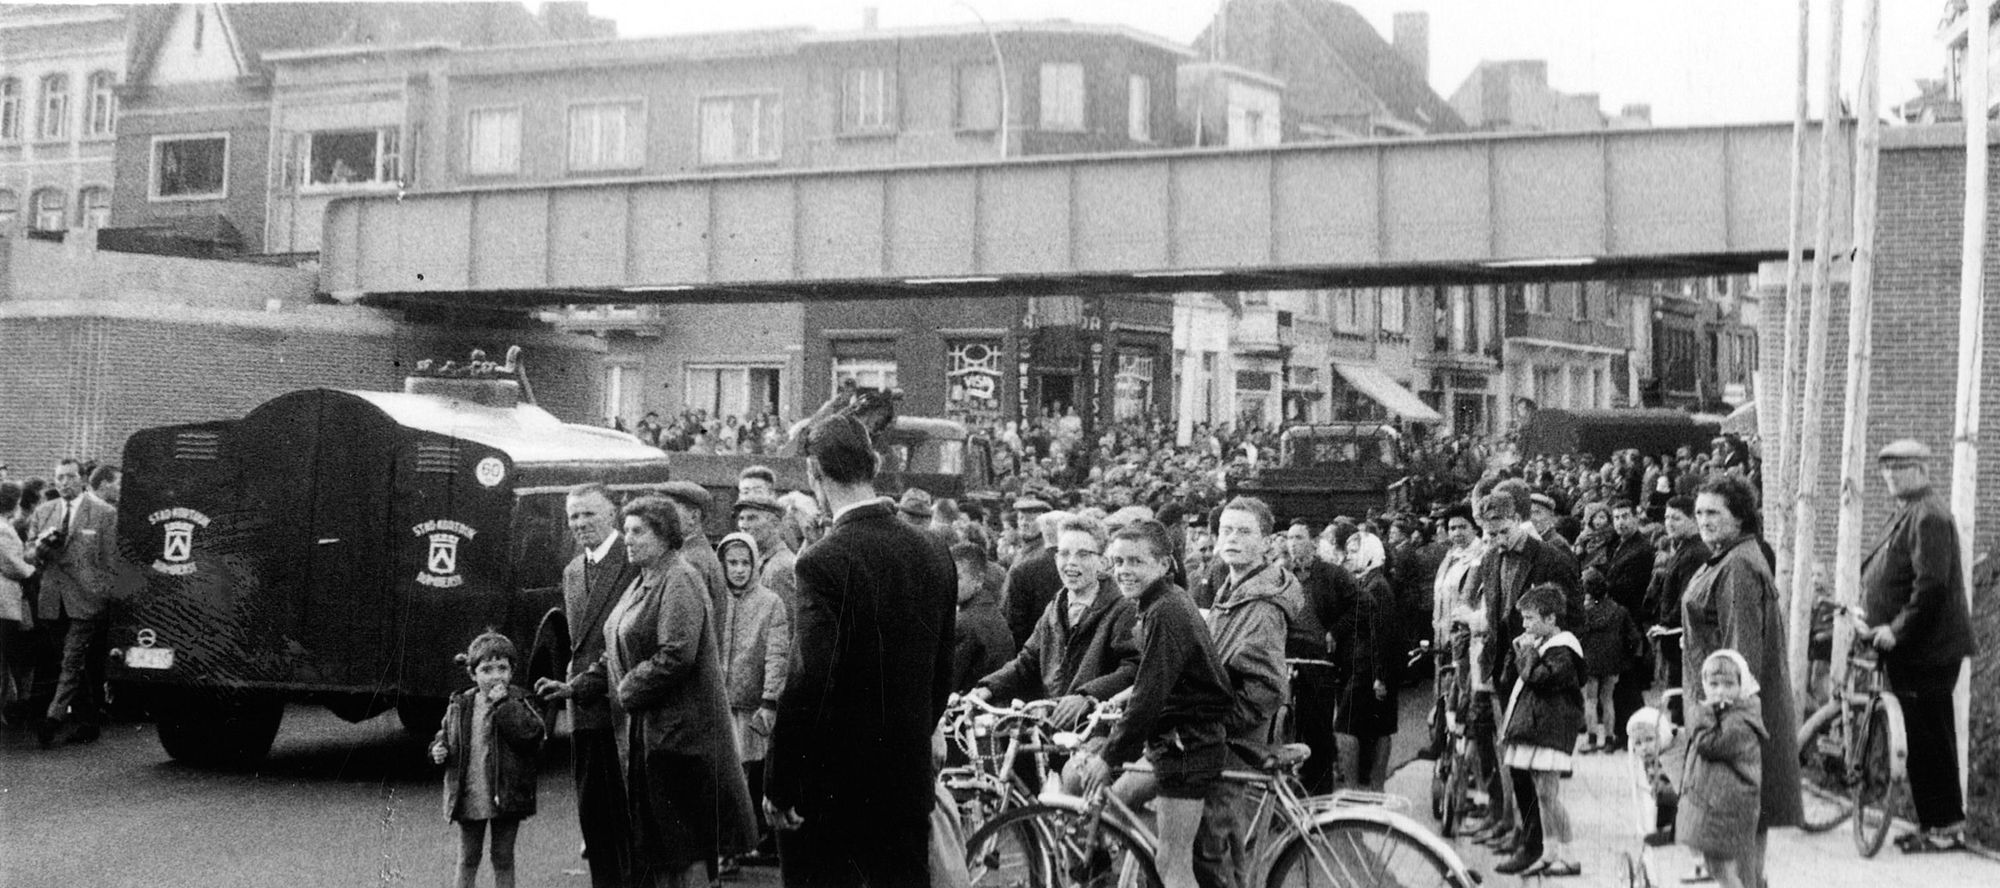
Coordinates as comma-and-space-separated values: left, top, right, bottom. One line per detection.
842, 66, 893, 132
699, 94, 781, 165
602, 364, 642, 427
567, 101, 643, 172
31, 188, 64, 231
296, 127, 400, 189
1038, 62, 1084, 131
1380, 288, 1406, 335
2, 78, 23, 141
465, 107, 521, 176
77, 186, 109, 229
1331, 289, 1365, 334
686, 364, 783, 421
1127, 74, 1151, 141
85, 71, 115, 137
38, 73, 68, 140
956, 63, 1000, 130
0, 190, 16, 232
831, 357, 897, 392
1114, 353, 1155, 421
151, 134, 228, 200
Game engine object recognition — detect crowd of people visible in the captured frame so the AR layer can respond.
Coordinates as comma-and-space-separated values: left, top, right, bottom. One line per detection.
0, 458, 125, 749
2, 408, 1979, 888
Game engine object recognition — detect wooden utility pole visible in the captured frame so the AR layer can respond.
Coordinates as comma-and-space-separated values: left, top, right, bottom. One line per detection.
1771, 0, 1813, 595
1830, 0, 1881, 701
1788, 0, 1845, 708
1949, 0, 1988, 802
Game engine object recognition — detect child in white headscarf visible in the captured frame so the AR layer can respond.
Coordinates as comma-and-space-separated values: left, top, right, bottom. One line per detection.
1677, 649, 1767, 888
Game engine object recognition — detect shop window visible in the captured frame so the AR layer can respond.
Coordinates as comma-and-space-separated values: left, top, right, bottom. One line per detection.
686, 364, 782, 422
151, 134, 228, 200
1114, 353, 1155, 421
946, 340, 1004, 420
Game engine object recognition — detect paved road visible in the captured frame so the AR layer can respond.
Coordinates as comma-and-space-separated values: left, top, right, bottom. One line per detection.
1, 678, 1438, 888
0, 706, 783, 888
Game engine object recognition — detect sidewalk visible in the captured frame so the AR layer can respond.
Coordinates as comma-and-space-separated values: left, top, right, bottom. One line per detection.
1387, 748, 2000, 887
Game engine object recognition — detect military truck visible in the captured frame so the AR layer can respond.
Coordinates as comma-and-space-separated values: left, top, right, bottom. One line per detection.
1226, 423, 1406, 528
108, 353, 669, 766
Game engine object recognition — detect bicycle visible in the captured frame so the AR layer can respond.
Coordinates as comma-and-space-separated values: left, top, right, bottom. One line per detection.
1794, 605, 1909, 857
1425, 649, 1476, 840
964, 704, 1477, 888
939, 695, 1067, 838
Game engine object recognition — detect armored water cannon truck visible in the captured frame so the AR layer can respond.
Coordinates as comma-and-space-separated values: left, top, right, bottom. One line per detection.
109, 348, 670, 767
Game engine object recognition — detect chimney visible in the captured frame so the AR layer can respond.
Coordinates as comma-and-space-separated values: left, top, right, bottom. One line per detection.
862, 6, 879, 31
1392, 11, 1430, 84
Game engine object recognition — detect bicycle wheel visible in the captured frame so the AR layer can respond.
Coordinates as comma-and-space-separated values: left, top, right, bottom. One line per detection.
966, 803, 1162, 888
1851, 702, 1903, 858
1440, 743, 1472, 839
1428, 745, 1450, 821
1264, 817, 1468, 888
1795, 702, 1855, 832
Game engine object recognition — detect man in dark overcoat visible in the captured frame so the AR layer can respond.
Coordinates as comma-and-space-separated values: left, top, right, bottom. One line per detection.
765, 413, 957, 887
1860, 440, 1978, 852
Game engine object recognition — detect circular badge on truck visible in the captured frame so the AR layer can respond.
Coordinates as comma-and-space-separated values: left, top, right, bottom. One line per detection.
475, 457, 506, 488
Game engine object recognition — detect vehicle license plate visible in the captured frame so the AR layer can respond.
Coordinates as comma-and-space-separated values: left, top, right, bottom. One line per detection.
126, 647, 175, 670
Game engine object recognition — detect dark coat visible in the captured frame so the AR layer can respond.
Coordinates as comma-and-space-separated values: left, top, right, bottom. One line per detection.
1100, 578, 1233, 769
765, 499, 957, 821
1680, 535, 1803, 829
1288, 557, 1358, 660
1644, 535, 1709, 629
953, 595, 1017, 693
436, 685, 545, 820
1476, 532, 1581, 689
1677, 698, 1766, 857
1501, 632, 1586, 752
1602, 532, 1657, 617
1578, 597, 1643, 678
1859, 490, 1978, 695
978, 579, 1138, 702
1335, 568, 1401, 738
597, 557, 758, 861
1000, 545, 1062, 648
561, 539, 640, 732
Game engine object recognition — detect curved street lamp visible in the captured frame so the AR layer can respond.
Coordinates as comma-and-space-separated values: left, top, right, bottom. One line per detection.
957, 1, 1009, 158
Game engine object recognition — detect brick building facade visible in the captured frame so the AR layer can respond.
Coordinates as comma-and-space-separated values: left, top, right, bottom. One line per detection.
0, 5, 125, 239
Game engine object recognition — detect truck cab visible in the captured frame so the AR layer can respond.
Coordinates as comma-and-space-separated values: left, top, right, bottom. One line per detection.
1227, 422, 1405, 528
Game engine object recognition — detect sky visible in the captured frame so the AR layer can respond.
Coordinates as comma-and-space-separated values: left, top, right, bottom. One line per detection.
589, 0, 1949, 126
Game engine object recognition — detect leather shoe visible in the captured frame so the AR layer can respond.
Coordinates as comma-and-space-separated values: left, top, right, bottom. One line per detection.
35, 717, 62, 750
1493, 851, 1540, 875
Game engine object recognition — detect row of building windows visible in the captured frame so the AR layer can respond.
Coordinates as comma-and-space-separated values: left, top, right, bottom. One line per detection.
0, 185, 112, 232
463, 62, 1153, 175
0, 71, 117, 143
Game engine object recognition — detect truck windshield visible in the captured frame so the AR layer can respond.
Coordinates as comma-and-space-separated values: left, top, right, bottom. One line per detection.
888, 440, 964, 475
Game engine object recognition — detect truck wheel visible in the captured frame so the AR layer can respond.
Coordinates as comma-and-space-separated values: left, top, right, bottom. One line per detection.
396, 696, 449, 738
156, 697, 283, 768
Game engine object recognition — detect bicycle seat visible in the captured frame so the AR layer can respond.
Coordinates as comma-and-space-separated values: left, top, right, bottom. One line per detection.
1268, 743, 1312, 770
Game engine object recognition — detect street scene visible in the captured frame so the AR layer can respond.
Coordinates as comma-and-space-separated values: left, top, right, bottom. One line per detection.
5, 1, 2000, 887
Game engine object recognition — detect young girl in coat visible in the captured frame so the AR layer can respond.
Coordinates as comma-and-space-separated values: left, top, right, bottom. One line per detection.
1678, 649, 1766, 888
1499, 584, 1586, 878
431, 630, 546, 888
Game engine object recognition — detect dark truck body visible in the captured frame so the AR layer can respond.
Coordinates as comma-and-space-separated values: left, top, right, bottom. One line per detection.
109, 380, 670, 765
1227, 423, 1404, 528
668, 416, 999, 536
1516, 408, 1722, 460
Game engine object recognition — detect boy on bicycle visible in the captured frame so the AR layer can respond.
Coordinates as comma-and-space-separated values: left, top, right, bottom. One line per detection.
1069, 519, 1234, 888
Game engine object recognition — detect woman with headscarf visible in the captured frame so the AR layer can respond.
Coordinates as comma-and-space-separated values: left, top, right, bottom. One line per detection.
565, 495, 758, 887
1335, 530, 1401, 790
1679, 475, 1800, 888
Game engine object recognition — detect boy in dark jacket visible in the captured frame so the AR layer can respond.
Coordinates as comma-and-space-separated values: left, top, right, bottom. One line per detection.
952, 542, 1017, 693
431, 630, 545, 888
1069, 520, 1232, 888
1577, 583, 1642, 752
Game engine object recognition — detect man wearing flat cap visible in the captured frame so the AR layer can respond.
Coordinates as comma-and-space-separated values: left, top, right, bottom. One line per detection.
1860, 439, 1978, 852
661, 480, 729, 647
1001, 497, 1061, 647
735, 493, 797, 616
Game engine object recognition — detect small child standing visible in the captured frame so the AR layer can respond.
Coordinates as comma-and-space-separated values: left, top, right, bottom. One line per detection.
1627, 706, 1683, 846
1678, 649, 1766, 888
1577, 582, 1643, 751
1497, 584, 1586, 878
431, 630, 546, 888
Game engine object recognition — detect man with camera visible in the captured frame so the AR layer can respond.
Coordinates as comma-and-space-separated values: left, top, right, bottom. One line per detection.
28, 460, 120, 749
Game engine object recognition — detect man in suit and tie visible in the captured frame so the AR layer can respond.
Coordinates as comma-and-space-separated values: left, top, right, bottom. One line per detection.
764, 412, 957, 888
31, 461, 120, 748
536, 483, 640, 887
